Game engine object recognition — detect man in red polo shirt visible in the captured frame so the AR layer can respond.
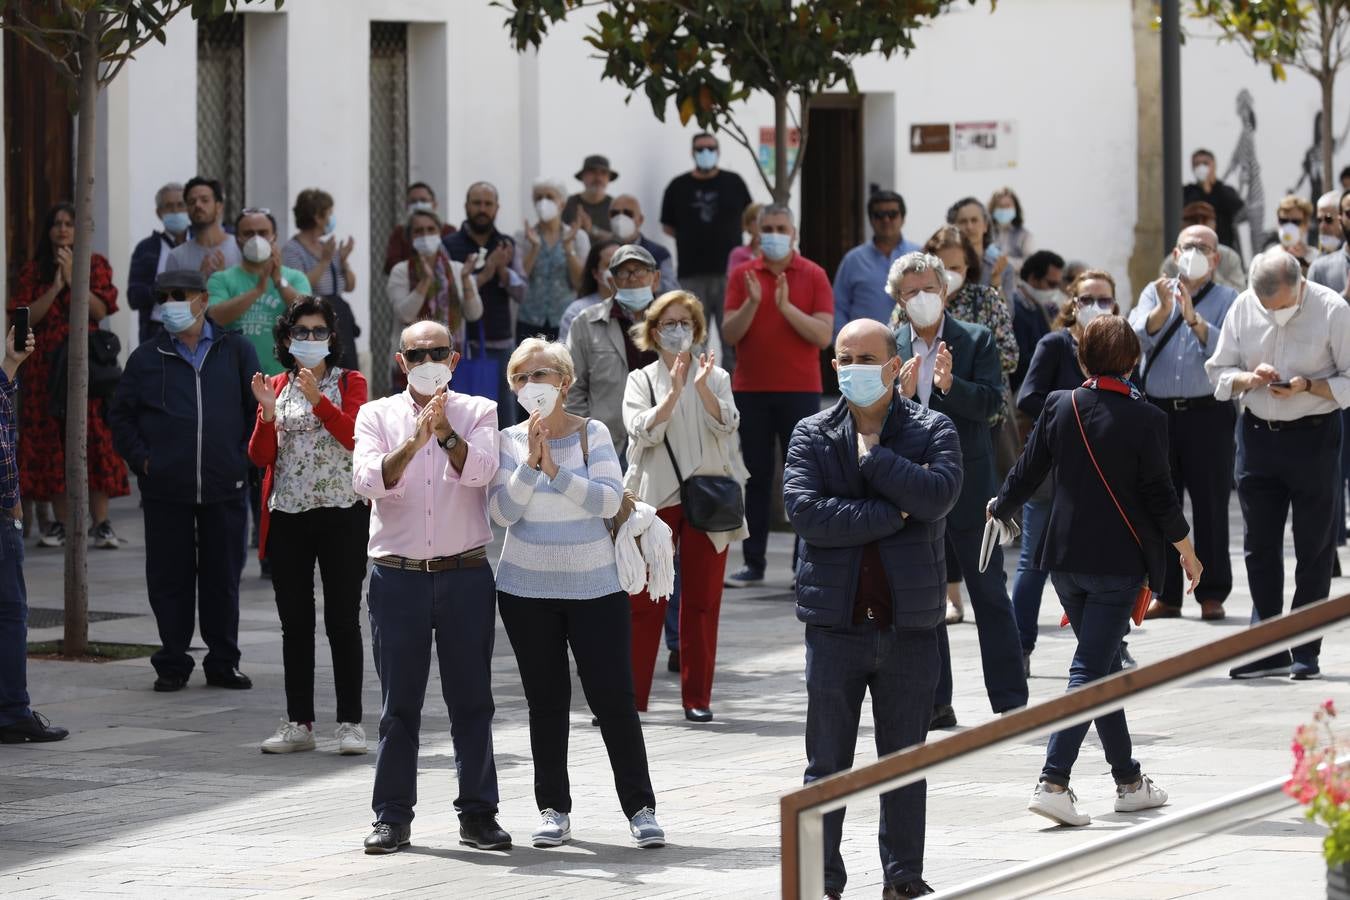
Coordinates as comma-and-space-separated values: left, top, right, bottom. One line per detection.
722, 204, 834, 586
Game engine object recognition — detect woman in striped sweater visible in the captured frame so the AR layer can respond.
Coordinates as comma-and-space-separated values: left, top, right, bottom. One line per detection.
488, 337, 665, 851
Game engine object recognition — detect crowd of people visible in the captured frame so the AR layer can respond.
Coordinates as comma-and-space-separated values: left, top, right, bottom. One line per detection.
2, 135, 1348, 899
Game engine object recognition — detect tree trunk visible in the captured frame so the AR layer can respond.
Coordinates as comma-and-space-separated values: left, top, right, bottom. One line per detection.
62, 11, 99, 658
1322, 73, 1335, 198
773, 88, 789, 204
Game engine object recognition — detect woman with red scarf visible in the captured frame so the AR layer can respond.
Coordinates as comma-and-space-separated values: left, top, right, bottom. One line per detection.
989, 314, 1202, 828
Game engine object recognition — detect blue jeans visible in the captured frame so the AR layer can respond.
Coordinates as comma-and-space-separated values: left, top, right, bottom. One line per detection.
1041, 571, 1143, 787
1011, 499, 1049, 653
368, 563, 500, 824
0, 518, 31, 727
805, 624, 939, 892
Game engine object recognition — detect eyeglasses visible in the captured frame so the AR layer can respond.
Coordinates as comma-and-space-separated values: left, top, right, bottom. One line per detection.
509, 367, 562, 388
1076, 296, 1114, 310
1320, 214, 1338, 224
612, 267, 653, 284
870, 209, 902, 220
1178, 242, 1216, 254
157, 289, 197, 302
289, 325, 331, 341
611, 209, 639, 218
1278, 217, 1305, 226
401, 346, 453, 364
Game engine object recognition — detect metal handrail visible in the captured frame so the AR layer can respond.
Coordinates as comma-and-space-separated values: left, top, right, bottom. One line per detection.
779, 593, 1350, 899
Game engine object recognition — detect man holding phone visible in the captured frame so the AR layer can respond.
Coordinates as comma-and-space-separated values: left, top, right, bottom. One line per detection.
0, 323, 69, 743
1207, 249, 1350, 680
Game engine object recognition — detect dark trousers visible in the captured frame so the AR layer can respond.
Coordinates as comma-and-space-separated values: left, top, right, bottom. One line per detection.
935, 525, 1029, 712
143, 494, 247, 679
1041, 571, 1143, 787
0, 519, 31, 727
487, 347, 517, 427
498, 590, 656, 818
516, 321, 560, 344
267, 504, 371, 724
805, 623, 939, 893
368, 563, 499, 825
1156, 401, 1236, 606
1011, 498, 1050, 653
1236, 413, 1341, 668
736, 390, 820, 573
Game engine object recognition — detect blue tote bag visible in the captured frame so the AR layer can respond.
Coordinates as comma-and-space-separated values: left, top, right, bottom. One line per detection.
455, 320, 500, 402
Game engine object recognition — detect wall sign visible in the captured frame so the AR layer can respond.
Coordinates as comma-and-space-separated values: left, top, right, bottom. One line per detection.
758, 126, 801, 179
954, 121, 1018, 170
909, 124, 951, 154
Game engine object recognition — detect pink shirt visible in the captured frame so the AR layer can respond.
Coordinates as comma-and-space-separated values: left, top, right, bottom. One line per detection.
352, 389, 500, 560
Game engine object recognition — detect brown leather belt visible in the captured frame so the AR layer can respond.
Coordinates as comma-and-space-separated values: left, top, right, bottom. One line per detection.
372, 547, 488, 573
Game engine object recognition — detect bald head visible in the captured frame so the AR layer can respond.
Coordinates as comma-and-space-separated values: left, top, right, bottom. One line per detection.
400, 319, 453, 351
1177, 224, 1217, 252
836, 318, 897, 362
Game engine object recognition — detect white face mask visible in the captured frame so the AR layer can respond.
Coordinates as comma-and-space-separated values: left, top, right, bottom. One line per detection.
406, 361, 451, 395
517, 382, 560, 417
1177, 248, 1211, 281
1321, 231, 1344, 253
1270, 305, 1299, 327
610, 213, 637, 241
943, 270, 965, 295
535, 198, 560, 223
1027, 285, 1063, 308
1076, 303, 1105, 327
1193, 163, 1213, 182
408, 200, 434, 217
906, 291, 943, 328
242, 235, 272, 263
656, 323, 694, 354
1279, 222, 1302, 247
412, 234, 442, 256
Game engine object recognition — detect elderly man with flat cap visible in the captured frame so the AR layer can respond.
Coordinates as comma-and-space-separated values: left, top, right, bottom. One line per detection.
109, 269, 260, 693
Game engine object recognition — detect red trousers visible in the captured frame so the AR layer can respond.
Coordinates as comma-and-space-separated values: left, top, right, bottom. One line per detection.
630, 504, 728, 711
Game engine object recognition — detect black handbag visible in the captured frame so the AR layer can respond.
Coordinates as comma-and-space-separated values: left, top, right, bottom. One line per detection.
645, 372, 743, 533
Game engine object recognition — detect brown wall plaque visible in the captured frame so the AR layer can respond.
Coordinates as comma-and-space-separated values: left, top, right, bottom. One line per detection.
909, 124, 951, 154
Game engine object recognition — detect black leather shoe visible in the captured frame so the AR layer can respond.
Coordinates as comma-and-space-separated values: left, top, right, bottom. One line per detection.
883, 879, 934, 898
204, 669, 253, 690
930, 705, 957, 729
0, 711, 69, 744
363, 820, 410, 854
667, 649, 680, 673
684, 707, 713, 723
153, 672, 188, 692
458, 814, 512, 850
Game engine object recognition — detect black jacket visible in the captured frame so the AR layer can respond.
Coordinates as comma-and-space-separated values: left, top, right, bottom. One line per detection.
785, 394, 964, 630
991, 387, 1189, 591
896, 315, 1003, 529
108, 325, 259, 505
127, 231, 175, 346
1016, 329, 1083, 420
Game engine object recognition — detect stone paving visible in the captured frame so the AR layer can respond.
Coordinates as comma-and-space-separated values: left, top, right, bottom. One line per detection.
0, 492, 1344, 898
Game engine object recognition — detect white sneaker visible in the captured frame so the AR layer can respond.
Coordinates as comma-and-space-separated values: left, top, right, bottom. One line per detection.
629, 807, 665, 848
260, 719, 315, 754
335, 722, 367, 755
1115, 774, 1168, 812
1027, 782, 1090, 826
531, 808, 571, 847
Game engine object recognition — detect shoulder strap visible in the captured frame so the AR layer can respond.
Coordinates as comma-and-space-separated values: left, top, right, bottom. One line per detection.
1071, 389, 1142, 550
645, 370, 685, 483
1140, 299, 1187, 394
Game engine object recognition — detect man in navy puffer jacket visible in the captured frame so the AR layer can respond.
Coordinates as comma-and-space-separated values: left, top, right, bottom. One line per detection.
784, 318, 962, 900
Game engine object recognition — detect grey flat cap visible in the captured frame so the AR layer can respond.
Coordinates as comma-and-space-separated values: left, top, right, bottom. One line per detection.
155, 269, 207, 293
608, 244, 657, 271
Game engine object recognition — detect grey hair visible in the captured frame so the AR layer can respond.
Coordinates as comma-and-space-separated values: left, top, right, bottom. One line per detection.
155, 182, 184, 209
1248, 248, 1303, 300
1319, 190, 1342, 211
885, 251, 947, 301
531, 177, 566, 201
758, 204, 795, 228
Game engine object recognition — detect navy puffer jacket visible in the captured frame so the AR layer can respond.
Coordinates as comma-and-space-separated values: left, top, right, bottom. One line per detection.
785, 394, 964, 630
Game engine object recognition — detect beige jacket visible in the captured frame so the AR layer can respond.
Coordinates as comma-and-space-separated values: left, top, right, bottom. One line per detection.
622, 357, 749, 552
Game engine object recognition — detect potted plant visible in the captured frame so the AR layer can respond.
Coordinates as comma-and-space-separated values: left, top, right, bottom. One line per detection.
1286, 699, 1350, 898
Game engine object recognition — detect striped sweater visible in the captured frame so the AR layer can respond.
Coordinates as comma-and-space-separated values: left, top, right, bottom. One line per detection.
488, 418, 624, 599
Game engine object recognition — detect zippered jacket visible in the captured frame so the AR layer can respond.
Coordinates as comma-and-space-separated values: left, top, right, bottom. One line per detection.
108, 324, 259, 505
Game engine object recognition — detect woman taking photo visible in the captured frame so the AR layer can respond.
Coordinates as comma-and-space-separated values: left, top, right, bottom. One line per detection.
622, 291, 747, 723
988, 315, 1201, 827
488, 338, 665, 850
518, 178, 589, 342
386, 208, 481, 392
283, 188, 360, 370
8, 202, 129, 549
249, 297, 371, 755
1013, 270, 1119, 673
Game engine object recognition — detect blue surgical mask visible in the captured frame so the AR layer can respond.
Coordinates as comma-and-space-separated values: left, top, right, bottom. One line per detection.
324, 216, 336, 235
289, 340, 330, 368
991, 207, 1016, 226
615, 286, 654, 312
694, 148, 719, 171
161, 301, 199, 334
837, 364, 891, 408
162, 211, 190, 235
760, 232, 791, 261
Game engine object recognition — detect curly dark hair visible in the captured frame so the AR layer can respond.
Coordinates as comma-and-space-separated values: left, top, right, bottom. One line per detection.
35, 202, 76, 285
578, 238, 622, 298
273, 295, 339, 370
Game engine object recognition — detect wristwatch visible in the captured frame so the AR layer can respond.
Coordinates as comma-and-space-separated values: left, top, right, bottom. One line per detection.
438, 430, 459, 451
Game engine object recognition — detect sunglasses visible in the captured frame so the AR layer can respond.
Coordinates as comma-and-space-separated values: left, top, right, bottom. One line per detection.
870, 209, 902, 220
157, 289, 198, 302
401, 346, 453, 364
1278, 217, 1304, 226
289, 325, 331, 341
611, 209, 639, 218
509, 367, 562, 388
1076, 296, 1114, 310
1320, 214, 1338, 224
240, 206, 272, 216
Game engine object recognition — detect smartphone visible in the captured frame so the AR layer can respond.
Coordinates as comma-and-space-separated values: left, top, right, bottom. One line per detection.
10, 307, 29, 349
1270, 380, 1293, 389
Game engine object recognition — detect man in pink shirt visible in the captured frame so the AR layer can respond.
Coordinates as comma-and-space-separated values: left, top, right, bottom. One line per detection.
352, 320, 509, 855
